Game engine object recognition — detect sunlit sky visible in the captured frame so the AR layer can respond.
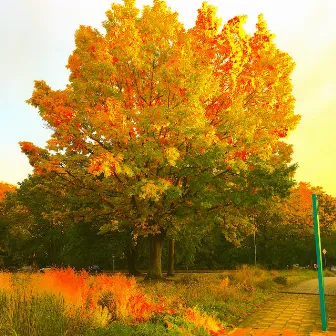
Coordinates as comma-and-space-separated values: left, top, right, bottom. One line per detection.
1, 0, 336, 196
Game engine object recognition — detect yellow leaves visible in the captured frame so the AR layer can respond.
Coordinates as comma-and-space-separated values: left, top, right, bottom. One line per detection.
104, 0, 140, 60
164, 147, 180, 166
98, 220, 119, 235
26, 80, 51, 108
219, 276, 230, 290
88, 153, 129, 178
184, 307, 226, 335
26, 81, 76, 129
204, 127, 218, 147
237, 15, 248, 39
122, 165, 135, 177
139, 178, 172, 202
90, 305, 112, 328
256, 14, 276, 42
194, 2, 222, 38
152, 121, 170, 132
67, 52, 82, 80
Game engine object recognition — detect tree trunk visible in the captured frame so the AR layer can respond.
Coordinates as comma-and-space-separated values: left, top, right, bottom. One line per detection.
125, 245, 142, 276
166, 238, 175, 277
145, 232, 165, 280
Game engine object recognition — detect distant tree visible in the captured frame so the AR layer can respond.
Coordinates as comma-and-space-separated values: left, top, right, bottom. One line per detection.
0, 182, 17, 201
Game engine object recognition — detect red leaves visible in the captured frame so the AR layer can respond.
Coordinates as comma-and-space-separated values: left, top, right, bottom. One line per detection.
62, 108, 75, 122
235, 149, 247, 161
179, 88, 187, 96
158, 138, 170, 145
227, 16, 240, 26
129, 128, 139, 137
20, 142, 36, 153
266, 82, 274, 90
112, 57, 119, 63
272, 127, 288, 138
278, 128, 288, 138
222, 61, 233, 72
129, 293, 167, 321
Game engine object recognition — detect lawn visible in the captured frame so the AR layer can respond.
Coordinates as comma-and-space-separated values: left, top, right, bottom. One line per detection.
0, 266, 326, 336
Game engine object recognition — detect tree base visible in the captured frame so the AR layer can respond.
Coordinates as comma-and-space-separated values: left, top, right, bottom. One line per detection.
144, 273, 164, 281
128, 269, 144, 277
143, 274, 176, 282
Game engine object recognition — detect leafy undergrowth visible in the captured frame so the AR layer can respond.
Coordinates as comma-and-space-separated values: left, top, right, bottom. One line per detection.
0, 266, 318, 335
0, 268, 226, 336
142, 265, 288, 328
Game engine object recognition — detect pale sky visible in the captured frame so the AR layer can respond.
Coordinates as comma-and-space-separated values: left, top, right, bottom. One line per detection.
1, 0, 336, 196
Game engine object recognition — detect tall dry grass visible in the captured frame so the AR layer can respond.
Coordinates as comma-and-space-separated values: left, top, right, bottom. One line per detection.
0, 268, 227, 336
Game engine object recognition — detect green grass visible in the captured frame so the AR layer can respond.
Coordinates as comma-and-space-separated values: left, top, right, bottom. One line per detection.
0, 291, 91, 336
278, 268, 332, 287
140, 266, 286, 326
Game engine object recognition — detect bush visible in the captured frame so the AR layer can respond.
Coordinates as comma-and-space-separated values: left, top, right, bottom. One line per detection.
324, 270, 336, 277
273, 276, 287, 286
231, 265, 269, 288
258, 278, 276, 290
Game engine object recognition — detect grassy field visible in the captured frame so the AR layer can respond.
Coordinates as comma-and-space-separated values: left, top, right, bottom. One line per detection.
0, 266, 329, 336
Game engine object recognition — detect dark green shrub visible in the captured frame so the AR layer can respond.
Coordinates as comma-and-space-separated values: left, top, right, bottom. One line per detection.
324, 270, 336, 277
273, 276, 287, 285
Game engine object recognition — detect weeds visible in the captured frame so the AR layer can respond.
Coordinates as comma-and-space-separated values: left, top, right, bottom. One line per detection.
0, 266, 315, 335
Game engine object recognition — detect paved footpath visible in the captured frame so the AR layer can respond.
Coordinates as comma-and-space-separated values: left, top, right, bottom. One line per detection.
228, 277, 336, 336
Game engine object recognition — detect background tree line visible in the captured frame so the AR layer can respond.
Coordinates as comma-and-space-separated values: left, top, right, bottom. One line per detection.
1, 177, 336, 272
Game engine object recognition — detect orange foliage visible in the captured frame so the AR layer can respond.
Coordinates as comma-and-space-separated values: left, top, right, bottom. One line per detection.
22, 0, 300, 182
184, 307, 226, 335
1, 269, 155, 323
0, 268, 229, 332
0, 272, 12, 291
280, 181, 336, 235
0, 182, 17, 201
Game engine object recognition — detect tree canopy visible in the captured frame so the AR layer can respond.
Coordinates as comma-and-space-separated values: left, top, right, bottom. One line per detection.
20, 0, 300, 278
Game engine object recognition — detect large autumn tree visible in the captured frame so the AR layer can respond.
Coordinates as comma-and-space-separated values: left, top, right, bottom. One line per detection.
20, 0, 300, 278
